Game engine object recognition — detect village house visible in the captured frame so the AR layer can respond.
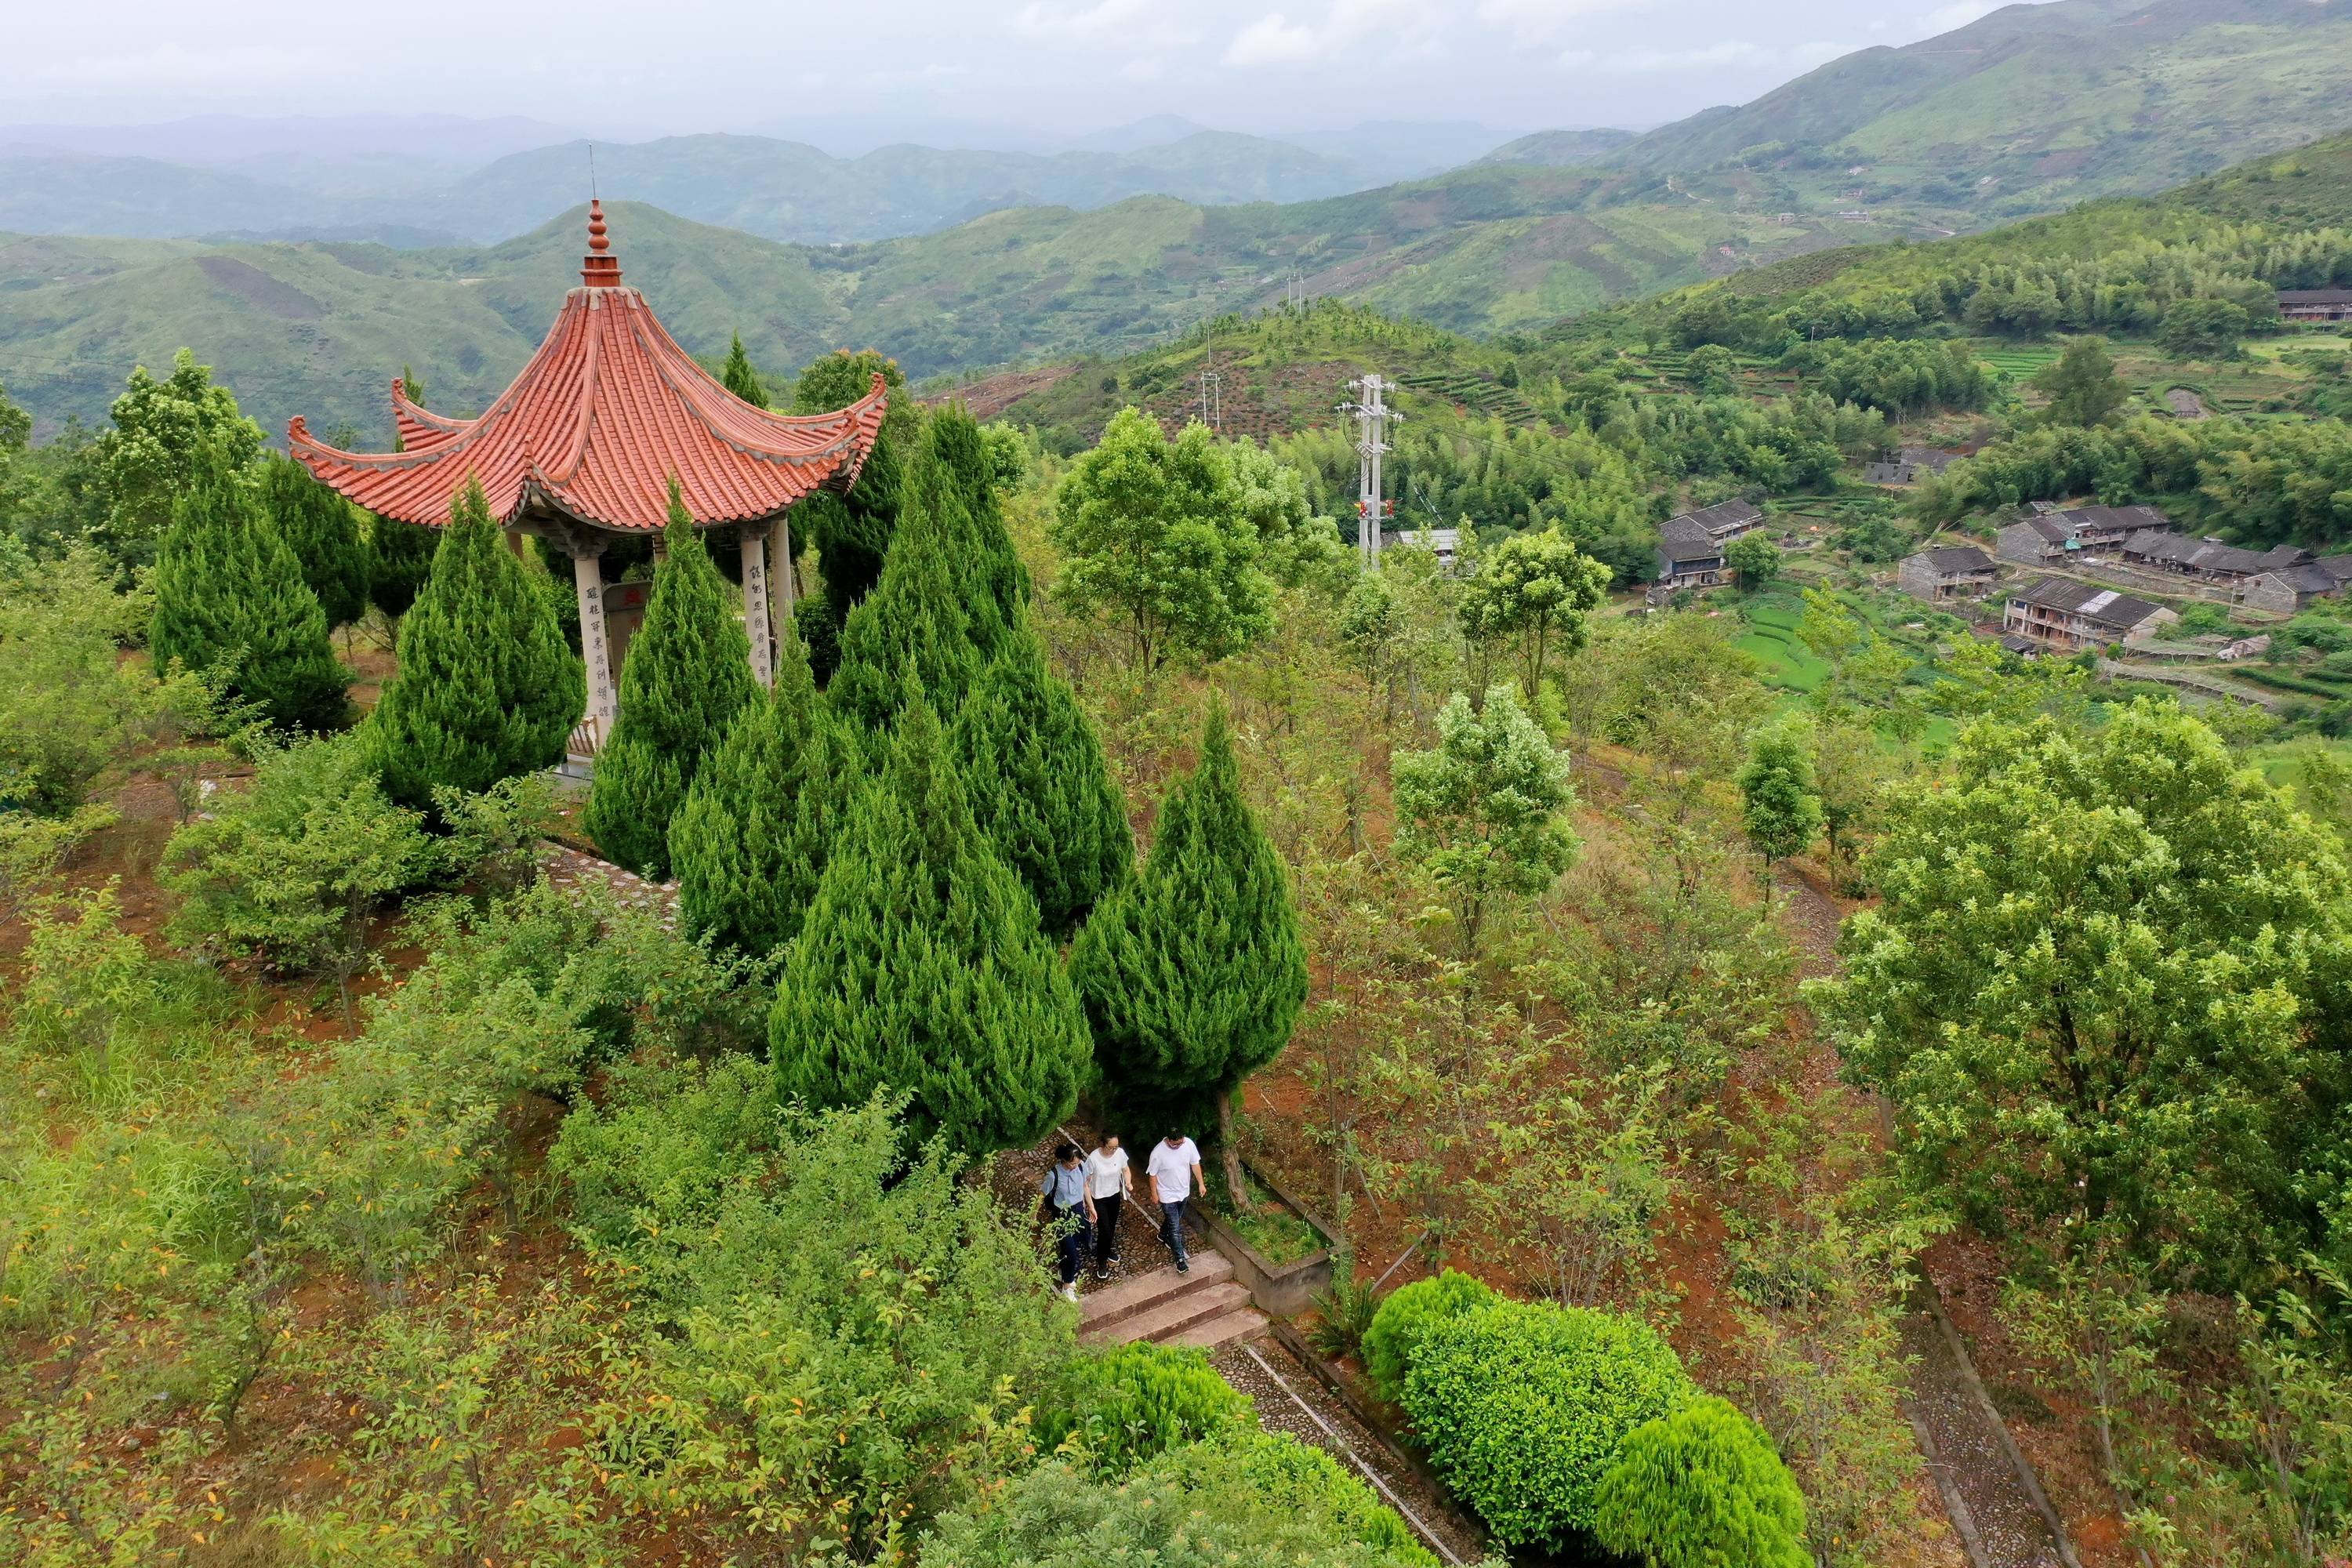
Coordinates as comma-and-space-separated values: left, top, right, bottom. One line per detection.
2118, 529, 2352, 608
1896, 544, 1998, 603
1654, 516, 1729, 592
1864, 446, 1965, 485
1669, 498, 1766, 543
2002, 579, 2177, 652
2278, 288, 2352, 323
1994, 505, 2170, 567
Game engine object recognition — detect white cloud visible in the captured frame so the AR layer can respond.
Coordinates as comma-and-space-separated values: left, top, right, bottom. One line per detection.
1476, 0, 1649, 44
1120, 56, 1167, 81
31, 40, 336, 90
1222, 0, 1439, 67
1924, 1, 2002, 31
1555, 45, 1597, 67
1013, 0, 1151, 41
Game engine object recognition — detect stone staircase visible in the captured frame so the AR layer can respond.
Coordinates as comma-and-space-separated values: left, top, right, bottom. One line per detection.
1079, 1250, 1268, 1351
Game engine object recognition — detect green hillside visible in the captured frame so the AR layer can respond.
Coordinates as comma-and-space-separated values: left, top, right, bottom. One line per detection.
1593, 0, 2352, 225
0, 175, 1875, 441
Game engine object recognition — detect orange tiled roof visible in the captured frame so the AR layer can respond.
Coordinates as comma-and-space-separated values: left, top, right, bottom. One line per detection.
286, 201, 886, 532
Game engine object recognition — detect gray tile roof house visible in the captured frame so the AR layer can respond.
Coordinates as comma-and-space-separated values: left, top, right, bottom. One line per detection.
1896, 545, 1997, 601
2003, 578, 2176, 651
1653, 516, 1729, 590
1994, 505, 2171, 566
1862, 447, 1962, 486
1669, 499, 1765, 540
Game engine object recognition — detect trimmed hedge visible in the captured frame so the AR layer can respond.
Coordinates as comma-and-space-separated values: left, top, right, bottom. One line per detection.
1593, 1396, 1810, 1568
1403, 1299, 1694, 1549
1360, 1269, 1497, 1404
1033, 1341, 1254, 1476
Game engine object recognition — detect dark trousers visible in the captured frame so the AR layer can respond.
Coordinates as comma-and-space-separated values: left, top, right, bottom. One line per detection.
1092, 1193, 1123, 1271
1052, 1203, 1090, 1286
1159, 1198, 1190, 1265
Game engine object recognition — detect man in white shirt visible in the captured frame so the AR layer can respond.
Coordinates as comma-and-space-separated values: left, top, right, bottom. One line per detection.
1082, 1134, 1132, 1282
1145, 1131, 1205, 1274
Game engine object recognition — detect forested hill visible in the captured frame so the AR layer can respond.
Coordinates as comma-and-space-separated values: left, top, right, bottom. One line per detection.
0, 173, 1869, 441
1553, 0, 2352, 226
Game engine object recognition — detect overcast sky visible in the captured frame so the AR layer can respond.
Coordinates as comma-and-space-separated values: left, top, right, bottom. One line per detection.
7, 0, 2021, 141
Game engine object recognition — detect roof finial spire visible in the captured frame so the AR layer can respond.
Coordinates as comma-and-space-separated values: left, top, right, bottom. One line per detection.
582, 187, 621, 288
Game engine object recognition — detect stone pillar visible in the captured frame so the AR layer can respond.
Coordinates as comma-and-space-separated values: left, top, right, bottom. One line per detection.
570, 543, 618, 730
740, 521, 775, 688
771, 510, 797, 626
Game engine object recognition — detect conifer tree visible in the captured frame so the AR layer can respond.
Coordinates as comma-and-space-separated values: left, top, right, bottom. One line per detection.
795, 348, 913, 614
952, 630, 1131, 938
1071, 700, 1306, 1196
826, 475, 984, 732
669, 619, 849, 956
771, 692, 1089, 1159
720, 332, 771, 408
921, 403, 1029, 647
584, 486, 756, 877
150, 440, 349, 731
260, 453, 371, 629
370, 476, 583, 809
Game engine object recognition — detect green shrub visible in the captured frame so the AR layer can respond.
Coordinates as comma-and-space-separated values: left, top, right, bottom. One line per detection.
1035, 1341, 1256, 1475
1592, 1396, 1810, 1568
1402, 1298, 1695, 1548
1360, 1269, 1497, 1403
923, 1428, 1436, 1568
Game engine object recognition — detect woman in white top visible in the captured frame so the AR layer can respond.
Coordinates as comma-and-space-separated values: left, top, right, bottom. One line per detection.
1081, 1134, 1133, 1281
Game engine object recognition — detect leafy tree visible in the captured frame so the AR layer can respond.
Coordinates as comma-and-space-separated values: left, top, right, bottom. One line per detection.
794, 348, 915, 612
770, 695, 1089, 1158
670, 620, 848, 956
1737, 720, 1822, 898
1813, 702, 2352, 1282
1726, 532, 1782, 590
1033, 1342, 1255, 1476
2156, 298, 2252, 361
954, 644, 1133, 939
259, 454, 370, 630
1050, 408, 1275, 670
586, 494, 756, 877
1403, 1298, 1695, 1548
1360, 1269, 1497, 1404
2031, 338, 2131, 427
1071, 700, 1307, 1192
1392, 684, 1577, 960
925, 1430, 1436, 1568
370, 476, 583, 811
160, 733, 437, 1023
88, 348, 264, 573
1228, 439, 1347, 590
1592, 1396, 1810, 1568
148, 441, 348, 732
719, 332, 770, 408
1454, 527, 1610, 692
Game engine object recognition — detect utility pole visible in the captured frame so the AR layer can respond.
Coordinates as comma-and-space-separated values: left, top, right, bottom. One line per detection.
1199, 339, 1223, 433
1338, 372, 1399, 568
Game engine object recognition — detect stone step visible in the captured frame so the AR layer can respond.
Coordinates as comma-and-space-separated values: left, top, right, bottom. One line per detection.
1078, 1254, 1236, 1331
1082, 1279, 1254, 1347
1163, 1306, 1269, 1351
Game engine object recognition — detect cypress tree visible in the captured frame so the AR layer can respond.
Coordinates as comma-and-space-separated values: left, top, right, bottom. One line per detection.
583, 485, 756, 877
951, 629, 1131, 938
370, 475, 583, 809
921, 403, 1029, 648
826, 475, 985, 733
260, 453, 370, 629
1071, 699, 1307, 1188
150, 441, 349, 731
669, 619, 849, 956
720, 332, 770, 408
795, 349, 913, 612
770, 691, 1089, 1159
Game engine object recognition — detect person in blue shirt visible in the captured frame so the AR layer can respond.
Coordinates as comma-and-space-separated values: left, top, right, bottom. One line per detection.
1040, 1142, 1090, 1302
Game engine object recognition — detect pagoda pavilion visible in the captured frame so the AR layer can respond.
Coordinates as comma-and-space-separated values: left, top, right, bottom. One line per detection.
288, 201, 887, 750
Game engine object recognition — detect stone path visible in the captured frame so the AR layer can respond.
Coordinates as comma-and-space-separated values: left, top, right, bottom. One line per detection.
539, 841, 681, 930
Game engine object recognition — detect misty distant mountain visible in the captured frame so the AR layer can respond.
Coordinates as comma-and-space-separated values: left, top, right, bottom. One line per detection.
1479, 128, 1641, 168
1282, 121, 1531, 185
0, 114, 581, 199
